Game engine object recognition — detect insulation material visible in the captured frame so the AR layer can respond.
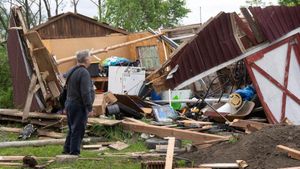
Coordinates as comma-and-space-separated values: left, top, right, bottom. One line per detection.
245, 34, 300, 124
42, 35, 130, 73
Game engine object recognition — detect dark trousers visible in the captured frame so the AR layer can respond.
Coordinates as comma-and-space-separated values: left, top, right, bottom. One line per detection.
63, 101, 88, 155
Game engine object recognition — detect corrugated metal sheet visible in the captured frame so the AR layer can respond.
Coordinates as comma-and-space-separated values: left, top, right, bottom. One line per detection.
7, 11, 41, 110
166, 12, 244, 89
32, 12, 128, 39
250, 6, 300, 42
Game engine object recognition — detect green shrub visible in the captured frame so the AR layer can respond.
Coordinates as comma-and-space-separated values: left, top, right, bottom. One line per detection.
0, 45, 13, 108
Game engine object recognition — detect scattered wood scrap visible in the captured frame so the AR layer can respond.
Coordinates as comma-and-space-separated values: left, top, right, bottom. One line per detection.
121, 121, 229, 144
0, 162, 23, 167
165, 137, 175, 169
0, 109, 120, 127
108, 141, 129, 151
276, 145, 300, 160
229, 119, 271, 131
82, 142, 114, 149
0, 137, 105, 148
0, 127, 64, 139
199, 160, 248, 169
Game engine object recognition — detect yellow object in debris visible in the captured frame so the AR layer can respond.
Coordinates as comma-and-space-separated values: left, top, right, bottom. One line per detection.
229, 93, 243, 108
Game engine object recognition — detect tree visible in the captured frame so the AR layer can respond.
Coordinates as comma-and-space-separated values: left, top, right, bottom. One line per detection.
103, 0, 190, 32
279, 0, 300, 6
42, 0, 51, 18
90, 0, 106, 22
0, 2, 9, 40
245, 0, 266, 6
55, 0, 65, 15
70, 0, 79, 13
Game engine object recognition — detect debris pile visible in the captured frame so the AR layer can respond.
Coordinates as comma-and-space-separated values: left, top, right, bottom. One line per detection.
181, 125, 300, 169
1, 5, 300, 169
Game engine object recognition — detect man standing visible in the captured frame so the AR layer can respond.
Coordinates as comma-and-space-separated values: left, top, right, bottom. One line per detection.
63, 50, 95, 155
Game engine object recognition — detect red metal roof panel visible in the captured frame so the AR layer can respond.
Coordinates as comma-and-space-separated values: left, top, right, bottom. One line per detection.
250, 6, 300, 42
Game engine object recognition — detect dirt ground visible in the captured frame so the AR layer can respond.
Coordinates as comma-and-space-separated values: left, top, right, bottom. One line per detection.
182, 125, 300, 169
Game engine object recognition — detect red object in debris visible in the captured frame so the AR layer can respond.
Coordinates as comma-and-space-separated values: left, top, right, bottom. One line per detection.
250, 6, 300, 42
245, 33, 300, 124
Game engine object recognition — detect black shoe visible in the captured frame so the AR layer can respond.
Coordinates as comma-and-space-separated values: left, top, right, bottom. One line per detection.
62, 151, 70, 155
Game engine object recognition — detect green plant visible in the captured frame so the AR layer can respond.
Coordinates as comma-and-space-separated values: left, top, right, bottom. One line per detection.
228, 136, 239, 144
0, 46, 13, 108
89, 125, 133, 141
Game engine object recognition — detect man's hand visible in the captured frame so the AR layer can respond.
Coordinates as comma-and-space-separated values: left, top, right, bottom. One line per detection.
88, 111, 96, 117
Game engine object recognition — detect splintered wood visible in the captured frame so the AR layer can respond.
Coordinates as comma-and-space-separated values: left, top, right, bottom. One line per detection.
108, 141, 129, 151
165, 137, 175, 169
121, 121, 229, 144
277, 145, 300, 160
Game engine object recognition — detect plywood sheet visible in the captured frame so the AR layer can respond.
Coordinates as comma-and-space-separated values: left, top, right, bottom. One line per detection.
43, 35, 130, 73
128, 32, 171, 66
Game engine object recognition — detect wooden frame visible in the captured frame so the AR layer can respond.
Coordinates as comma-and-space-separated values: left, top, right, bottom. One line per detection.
245, 34, 300, 124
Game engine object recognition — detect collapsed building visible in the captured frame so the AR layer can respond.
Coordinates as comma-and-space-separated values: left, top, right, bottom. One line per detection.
1, 4, 300, 169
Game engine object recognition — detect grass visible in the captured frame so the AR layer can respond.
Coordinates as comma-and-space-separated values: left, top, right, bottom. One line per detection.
0, 126, 148, 169
0, 46, 13, 108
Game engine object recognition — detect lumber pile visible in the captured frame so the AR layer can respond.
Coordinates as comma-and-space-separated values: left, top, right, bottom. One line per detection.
0, 109, 120, 128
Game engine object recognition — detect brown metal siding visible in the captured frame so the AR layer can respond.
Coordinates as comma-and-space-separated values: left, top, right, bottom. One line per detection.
37, 15, 120, 39
250, 6, 300, 42
7, 15, 40, 110
167, 13, 243, 88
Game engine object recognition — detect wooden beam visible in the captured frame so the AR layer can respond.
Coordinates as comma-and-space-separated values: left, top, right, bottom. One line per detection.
165, 137, 175, 169
23, 74, 39, 121
229, 119, 271, 130
0, 138, 105, 148
121, 121, 229, 144
56, 33, 163, 65
0, 109, 120, 126
199, 163, 240, 168
277, 145, 300, 160
0, 162, 23, 166
0, 109, 65, 120
240, 7, 265, 43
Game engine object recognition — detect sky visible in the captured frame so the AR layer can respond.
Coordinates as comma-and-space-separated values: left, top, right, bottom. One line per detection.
63, 0, 279, 25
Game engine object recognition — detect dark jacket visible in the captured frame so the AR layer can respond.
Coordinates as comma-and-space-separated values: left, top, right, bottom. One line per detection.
65, 66, 95, 112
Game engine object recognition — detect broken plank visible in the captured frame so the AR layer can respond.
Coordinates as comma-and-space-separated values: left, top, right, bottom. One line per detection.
23, 74, 39, 121
277, 145, 300, 160
24, 31, 44, 48
83, 142, 114, 149
108, 141, 129, 151
229, 119, 271, 130
0, 137, 105, 148
0, 127, 64, 139
88, 118, 121, 126
37, 130, 64, 139
0, 109, 65, 120
165, 137, 175, 169
0, 127, 21, 133
177, 120, 213, 127
123, 117, 148, 125
121, 121, 229, 144
240, 7, 265, 43
199, 163, 240, 168
0, 162, 23, 166
0, 116, 62, 127
175, 168, 211, 169
48, 81, 60, 98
